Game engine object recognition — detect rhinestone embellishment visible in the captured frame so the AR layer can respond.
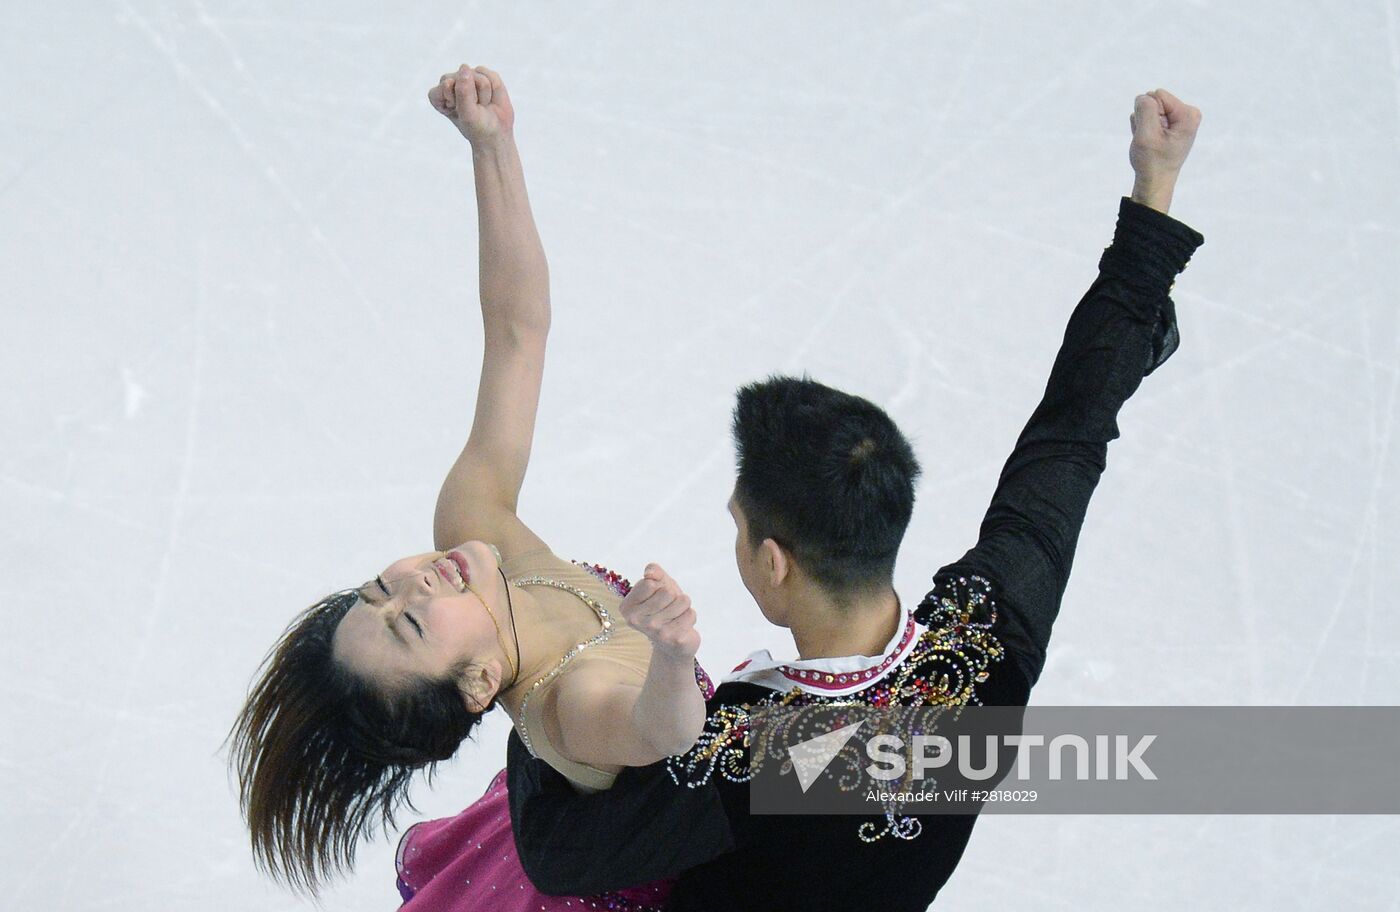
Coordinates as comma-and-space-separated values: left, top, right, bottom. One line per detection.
511, 574, 614, 760
666, 573, 1007, 845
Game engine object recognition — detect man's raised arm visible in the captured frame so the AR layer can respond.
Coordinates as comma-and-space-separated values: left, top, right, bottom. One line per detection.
919, 89, 1206, 686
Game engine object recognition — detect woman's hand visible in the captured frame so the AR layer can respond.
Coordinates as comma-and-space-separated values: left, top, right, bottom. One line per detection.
619, 564, 701, 661
551, 564, 707, 766
1128, 88, 1201, 181
428, 63, 515, 147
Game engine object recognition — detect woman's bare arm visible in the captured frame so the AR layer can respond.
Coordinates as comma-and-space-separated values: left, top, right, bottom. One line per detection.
427, 66, 551, 554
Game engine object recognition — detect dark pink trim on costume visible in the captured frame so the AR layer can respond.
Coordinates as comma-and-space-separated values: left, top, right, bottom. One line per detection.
693, 661, 716, 700
574, 560, 633, 598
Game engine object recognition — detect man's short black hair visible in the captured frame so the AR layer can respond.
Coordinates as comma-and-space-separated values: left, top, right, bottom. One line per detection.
731, 374, 921, 600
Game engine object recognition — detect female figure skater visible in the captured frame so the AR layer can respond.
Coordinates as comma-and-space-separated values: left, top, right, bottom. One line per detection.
228, 64, 711, 912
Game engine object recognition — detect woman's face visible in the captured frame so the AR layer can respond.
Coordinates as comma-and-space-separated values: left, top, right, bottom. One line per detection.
332, 540, 509, 707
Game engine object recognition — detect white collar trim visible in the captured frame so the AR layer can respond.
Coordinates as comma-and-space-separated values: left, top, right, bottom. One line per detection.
721, 600, 922, 696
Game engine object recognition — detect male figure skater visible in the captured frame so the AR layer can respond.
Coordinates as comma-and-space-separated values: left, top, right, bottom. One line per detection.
506, 88, 1205, 911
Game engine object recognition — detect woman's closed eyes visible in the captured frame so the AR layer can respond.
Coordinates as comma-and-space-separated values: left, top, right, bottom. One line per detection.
365, 575, 424, 640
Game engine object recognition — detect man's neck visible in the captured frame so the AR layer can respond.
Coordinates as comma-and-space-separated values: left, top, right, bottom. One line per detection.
788, 584, 902, 661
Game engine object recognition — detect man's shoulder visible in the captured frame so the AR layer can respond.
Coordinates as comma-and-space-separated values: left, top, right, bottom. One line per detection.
916, 568, 1042, 693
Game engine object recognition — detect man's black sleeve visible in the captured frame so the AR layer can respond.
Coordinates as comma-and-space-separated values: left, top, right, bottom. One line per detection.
927, 196, 1205, 686
506, 724, 735, 896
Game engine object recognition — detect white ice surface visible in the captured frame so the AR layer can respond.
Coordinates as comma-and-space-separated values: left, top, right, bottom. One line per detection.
3, 1, 1399, 909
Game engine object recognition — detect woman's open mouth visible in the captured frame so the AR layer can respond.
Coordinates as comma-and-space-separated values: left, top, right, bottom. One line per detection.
447, 551, 472, 587
432, 557, 467, 592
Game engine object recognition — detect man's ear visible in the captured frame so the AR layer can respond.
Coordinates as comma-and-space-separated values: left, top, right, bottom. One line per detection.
459, 662, 500, 714
761, 538, 790, 587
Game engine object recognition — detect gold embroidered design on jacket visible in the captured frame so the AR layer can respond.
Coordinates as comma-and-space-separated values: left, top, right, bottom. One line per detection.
666, 574, 1006, 843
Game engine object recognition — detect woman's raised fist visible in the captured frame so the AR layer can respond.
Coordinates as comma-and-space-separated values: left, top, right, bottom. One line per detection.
618, 564, 701, 661
428, 64, 515, 146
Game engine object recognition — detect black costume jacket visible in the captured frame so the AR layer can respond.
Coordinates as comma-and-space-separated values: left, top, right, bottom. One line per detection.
507, 197, 1206, 911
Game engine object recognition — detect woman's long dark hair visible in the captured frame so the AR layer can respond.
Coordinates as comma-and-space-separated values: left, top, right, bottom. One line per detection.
226, 588, 492, 896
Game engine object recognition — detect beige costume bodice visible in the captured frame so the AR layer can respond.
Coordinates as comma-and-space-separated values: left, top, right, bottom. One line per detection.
498, 546, 655, 794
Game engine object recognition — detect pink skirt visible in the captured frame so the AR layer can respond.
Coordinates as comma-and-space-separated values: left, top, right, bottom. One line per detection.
395, 767, 674, 912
